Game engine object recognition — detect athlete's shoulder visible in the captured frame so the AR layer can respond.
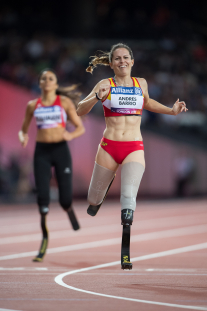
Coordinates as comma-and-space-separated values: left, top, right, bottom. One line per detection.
59, 95, 67, 103
135, 77, 147, 84
98, 78, 111, 86
28, 98, 38, 106
60, 95, 73, 105
60, 95, 74, 111
27, 99, 38, 111
135, 78, 148, 89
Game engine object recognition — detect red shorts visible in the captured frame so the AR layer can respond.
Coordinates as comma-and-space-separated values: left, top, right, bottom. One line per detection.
100, 137, 144, 164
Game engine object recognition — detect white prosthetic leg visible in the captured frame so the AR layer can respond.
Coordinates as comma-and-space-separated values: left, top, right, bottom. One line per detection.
121, 162, 145, 269
87, 162, 116, 216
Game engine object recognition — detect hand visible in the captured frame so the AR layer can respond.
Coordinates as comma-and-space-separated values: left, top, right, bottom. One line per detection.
97, 84, 111, 100
63, 130, 73, 141
172, 99, 188, 116
18, 131, 29, 147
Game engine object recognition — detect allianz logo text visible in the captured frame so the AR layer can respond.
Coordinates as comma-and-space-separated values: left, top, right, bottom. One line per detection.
111, 87, 134, 94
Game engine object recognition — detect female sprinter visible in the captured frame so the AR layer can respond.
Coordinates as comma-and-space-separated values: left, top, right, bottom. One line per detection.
76, 43, 188, 270
18, 69, 85, 262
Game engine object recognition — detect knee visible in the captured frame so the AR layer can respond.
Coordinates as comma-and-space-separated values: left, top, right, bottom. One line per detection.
60, 199, 72, 211
37, 194, 50, 209
39, 206, 49, 215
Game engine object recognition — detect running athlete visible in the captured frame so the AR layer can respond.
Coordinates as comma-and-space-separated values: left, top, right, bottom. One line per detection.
76, 43, 188, 270
18, 69, 85, 262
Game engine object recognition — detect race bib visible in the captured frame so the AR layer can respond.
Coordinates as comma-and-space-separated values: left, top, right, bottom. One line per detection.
34, 105, 65, 129
110, 86, 143, 114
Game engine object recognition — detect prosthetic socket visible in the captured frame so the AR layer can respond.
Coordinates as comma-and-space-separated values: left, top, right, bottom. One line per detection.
88, 162, 116, 206
121, 162, 145, 225
88, 161, 144, 225
39, 206, 49, 215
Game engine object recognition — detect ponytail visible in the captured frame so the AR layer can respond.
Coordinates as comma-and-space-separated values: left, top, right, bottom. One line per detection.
56, 85, 81, 108
86, 51, 110, 74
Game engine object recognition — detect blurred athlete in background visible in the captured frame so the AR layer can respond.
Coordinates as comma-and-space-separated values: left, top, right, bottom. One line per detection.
19, 69, 85, 261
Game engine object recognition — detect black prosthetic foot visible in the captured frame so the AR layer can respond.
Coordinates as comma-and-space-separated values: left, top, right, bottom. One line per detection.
33, 214, 48, 262
87, 175, 115, 216
87, 204, 101, 217
67, 206, 80, 231
121, 225, 132, 270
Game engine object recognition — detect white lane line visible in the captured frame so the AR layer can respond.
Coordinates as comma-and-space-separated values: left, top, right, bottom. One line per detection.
0, 298, 96, 301
1, 212, 206, 235
0, 224, 206, 261
0, 309, 22, 311
0, 224, 121, 245
0, 268, 48, 271
145, 268, 198, 272
0, 218, 88, 234
1, 220, 207, 245
0, 268, 24, 271
55, 242, 207, 310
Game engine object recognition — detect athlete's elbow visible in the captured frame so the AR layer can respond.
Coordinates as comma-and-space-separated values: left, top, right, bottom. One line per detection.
77, 107, 89, 116
76, 102, 84, 116
77, 110, 85, 117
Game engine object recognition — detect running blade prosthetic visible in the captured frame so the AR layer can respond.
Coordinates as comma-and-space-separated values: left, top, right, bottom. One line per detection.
87, 175, 115, 216
33, 238, 48, 262
33, 215, 48, 262
68, 206, 80, 230
121, 225, 132, 270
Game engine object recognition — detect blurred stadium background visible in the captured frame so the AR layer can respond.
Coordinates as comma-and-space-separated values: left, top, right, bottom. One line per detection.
0, 0, 207, 203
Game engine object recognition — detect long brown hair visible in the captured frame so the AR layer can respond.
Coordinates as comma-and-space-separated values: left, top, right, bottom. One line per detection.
38, 69, 81, 107
86, 43, 134, 74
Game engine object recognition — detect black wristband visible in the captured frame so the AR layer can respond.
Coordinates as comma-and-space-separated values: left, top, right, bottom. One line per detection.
95, 92, 102, 100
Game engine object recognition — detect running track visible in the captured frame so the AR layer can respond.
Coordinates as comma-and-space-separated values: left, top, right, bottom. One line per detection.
0, 199, 206, 311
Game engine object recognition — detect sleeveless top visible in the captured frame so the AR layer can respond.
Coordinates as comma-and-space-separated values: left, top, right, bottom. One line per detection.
102, 77, 144, 117
33, 95, 67, 129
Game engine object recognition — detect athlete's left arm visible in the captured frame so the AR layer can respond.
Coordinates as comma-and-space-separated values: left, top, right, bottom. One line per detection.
139, 78, 188, 115
62, 97, 85, 141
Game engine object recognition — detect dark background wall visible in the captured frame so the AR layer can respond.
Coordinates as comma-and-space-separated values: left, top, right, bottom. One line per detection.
1, 0, 207, 38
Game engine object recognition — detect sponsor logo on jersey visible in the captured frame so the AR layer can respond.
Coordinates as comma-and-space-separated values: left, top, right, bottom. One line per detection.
34, 106, 61, 114
111, 87, 134, 94
135, 88, 142, 95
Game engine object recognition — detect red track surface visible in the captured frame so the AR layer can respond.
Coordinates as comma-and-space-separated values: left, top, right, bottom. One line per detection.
0, 199, 207, 311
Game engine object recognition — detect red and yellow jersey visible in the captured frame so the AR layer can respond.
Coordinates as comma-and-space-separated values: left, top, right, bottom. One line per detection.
33, 95, 67, 129
102, 77, 144, 117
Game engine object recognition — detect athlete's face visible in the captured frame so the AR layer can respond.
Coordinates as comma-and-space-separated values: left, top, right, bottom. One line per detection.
39, 71, 58, 92
110, 48, 134, 76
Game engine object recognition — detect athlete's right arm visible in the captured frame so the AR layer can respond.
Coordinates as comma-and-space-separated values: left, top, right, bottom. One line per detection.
18, 100, 36, 147
76, 79, 111, 116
